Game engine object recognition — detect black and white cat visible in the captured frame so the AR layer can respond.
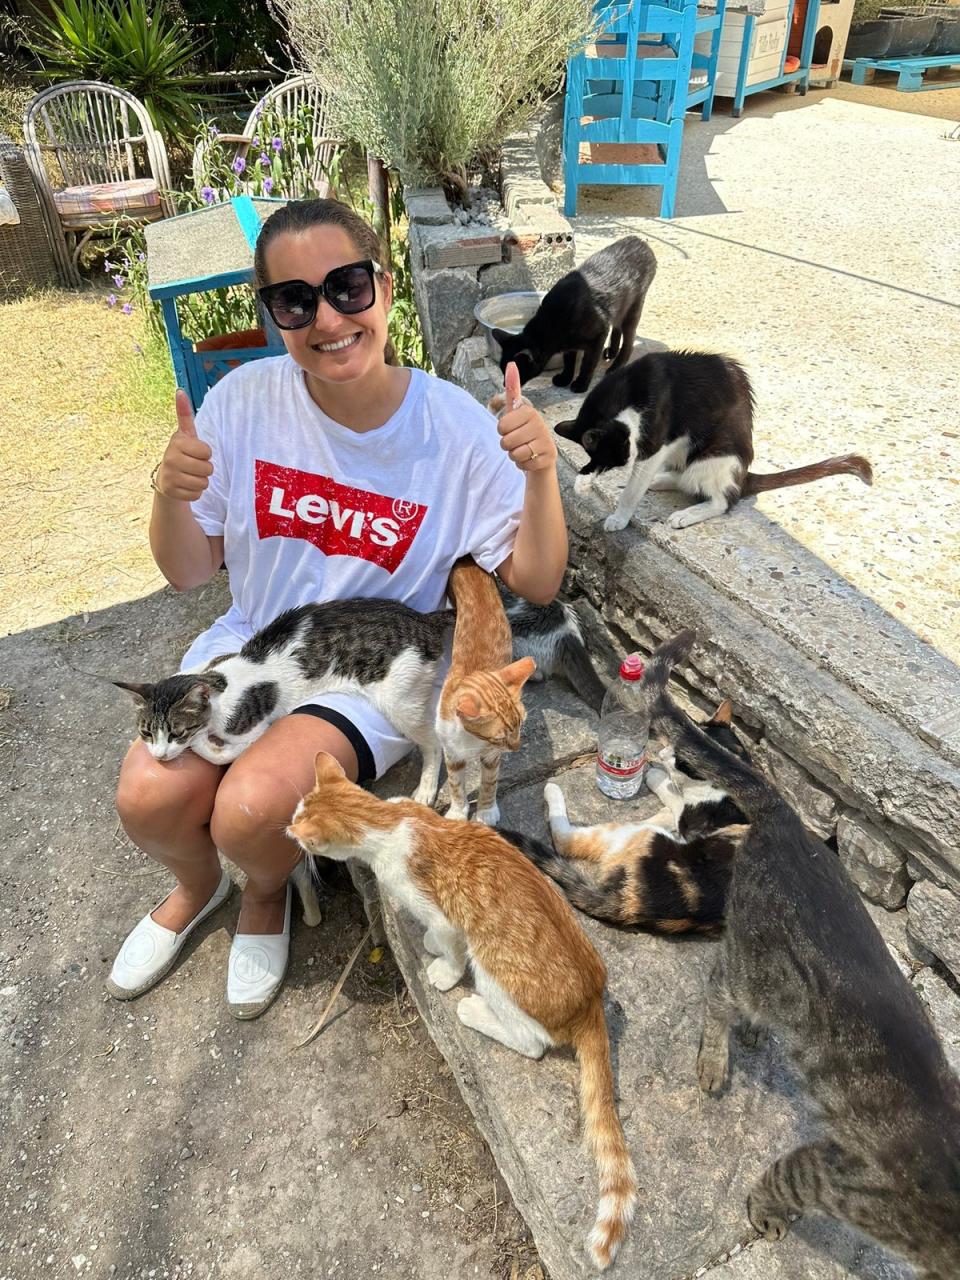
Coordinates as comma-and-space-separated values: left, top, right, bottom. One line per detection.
115, 598, 453, 804
492, 236, 657, 393
501, 588, 608, 713
556, 350, 873, 531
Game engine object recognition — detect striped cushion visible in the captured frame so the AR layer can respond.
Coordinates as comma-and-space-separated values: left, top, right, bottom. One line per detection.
53, 178, 160, 217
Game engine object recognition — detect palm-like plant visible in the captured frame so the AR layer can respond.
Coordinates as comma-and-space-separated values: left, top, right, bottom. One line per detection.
29, 0, 210, 136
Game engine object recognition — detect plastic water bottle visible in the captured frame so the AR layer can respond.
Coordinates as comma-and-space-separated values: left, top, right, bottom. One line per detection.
595, 653, 649, 799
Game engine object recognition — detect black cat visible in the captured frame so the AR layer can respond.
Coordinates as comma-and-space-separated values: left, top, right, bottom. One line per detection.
493, 236, 656, 393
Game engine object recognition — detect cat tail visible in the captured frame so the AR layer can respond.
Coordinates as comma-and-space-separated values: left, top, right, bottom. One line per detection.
742, 455, 872, 495
555, 632, 608, 713
574, 1000, 638, 1269
634, 633, 776, 824
497, 829, 621, 922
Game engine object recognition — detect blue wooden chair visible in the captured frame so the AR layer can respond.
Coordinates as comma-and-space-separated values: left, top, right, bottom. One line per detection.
563, 0, 700, 218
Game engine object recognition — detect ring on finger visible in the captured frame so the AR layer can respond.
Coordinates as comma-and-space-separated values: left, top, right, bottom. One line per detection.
526, 444, 539, 463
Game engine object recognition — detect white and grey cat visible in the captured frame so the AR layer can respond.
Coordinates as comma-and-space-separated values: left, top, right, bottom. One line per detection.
501, 588, 608, 713
115, 598, 454, 805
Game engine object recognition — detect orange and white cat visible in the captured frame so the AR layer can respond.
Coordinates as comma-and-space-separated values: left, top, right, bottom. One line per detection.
288, 752, 638, 1270
430, 557, 536, 824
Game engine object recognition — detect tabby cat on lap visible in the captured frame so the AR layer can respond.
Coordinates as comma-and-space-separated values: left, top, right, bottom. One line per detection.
493, 236, 657, 393
430, 557, 536, 825
634, 631, 960, 1280
114, 597, 453, 804
502, 701, 749, 931
556, 350, 872, 531
288, 752, 638, 1271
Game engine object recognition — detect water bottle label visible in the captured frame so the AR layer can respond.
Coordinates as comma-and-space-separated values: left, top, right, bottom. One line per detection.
597, 750, 647, 779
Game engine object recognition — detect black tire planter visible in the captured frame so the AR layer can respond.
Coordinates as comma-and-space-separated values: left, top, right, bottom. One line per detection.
845, 18, 895, 57
928, 12, 960, 53
886, 13, 940, 53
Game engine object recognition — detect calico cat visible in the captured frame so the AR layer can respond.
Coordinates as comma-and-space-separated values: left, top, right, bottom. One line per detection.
287, 752, 638, 1270
492, 236, 657, 393
115, 597, 453, 805
501, 587, 608, 713
502, 702, 749, 931
429, 558, 537, 825
635, 631, 960, 1279
555, 350, 873, 531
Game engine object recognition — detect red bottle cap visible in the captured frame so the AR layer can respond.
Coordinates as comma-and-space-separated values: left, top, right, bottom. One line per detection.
619, 654, 645, 682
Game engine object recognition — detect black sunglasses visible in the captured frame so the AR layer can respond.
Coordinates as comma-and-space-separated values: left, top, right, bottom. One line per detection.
258, 259, 384, 330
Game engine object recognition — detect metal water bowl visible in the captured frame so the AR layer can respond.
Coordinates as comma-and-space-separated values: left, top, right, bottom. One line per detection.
474, 292, 563, 371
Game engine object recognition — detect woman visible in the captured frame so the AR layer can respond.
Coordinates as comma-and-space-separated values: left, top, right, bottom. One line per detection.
109, 198, 567, 1018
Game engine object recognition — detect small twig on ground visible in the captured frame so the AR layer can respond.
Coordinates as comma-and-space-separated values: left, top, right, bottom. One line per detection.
293, 915, 377, 1049
492, 1178, 500, 1240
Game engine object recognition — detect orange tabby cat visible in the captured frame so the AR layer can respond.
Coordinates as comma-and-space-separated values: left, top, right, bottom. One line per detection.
288, 752, 638, 1270
432, 557, 536, 824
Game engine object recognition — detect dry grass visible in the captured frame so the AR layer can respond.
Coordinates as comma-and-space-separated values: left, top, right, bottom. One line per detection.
0, 288, 174, 637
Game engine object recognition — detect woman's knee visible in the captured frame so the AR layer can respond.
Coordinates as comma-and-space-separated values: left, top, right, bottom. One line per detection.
116, 742, 219, 832
209, 764, 300, 867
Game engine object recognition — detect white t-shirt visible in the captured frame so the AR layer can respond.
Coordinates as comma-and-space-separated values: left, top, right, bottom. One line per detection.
181, 356, 525, 669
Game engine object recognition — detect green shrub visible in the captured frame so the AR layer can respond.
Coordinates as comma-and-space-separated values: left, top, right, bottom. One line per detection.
272, 0, 596, 200
29, 0, 210, 135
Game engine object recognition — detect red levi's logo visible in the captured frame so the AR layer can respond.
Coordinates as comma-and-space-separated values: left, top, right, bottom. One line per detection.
254, 460, 427, 574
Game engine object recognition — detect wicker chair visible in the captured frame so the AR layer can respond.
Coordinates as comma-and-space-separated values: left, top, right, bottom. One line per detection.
23, 81, 174, 287
191, 74, 341, 201
0, 134, 65, 300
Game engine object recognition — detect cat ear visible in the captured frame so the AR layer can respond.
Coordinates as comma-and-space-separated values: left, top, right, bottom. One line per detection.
314, 751, 346, 784
456, 693, 481, 720
710, 698, 734, 726
581, 428, 603, 453
496, 656, 537, 692
180, 681, 214, 710
553, 419, 581, 441
113, 680, 153, 705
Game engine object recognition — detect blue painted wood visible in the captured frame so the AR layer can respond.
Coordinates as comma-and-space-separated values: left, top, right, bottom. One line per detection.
563, 0, 701, 218
843, 52, 960, 91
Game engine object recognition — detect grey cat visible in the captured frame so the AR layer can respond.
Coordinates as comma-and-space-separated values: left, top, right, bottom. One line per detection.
635, 631, 960, 1280
492, 236, 657, 393
501, 588, 608, 712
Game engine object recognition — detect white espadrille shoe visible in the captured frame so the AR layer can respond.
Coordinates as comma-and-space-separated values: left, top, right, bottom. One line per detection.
106, 868, 234, 1000
226, 882, 292, 1020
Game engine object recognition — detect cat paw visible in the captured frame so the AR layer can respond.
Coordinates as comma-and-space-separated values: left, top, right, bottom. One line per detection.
456, 993, 492, 1032
475, 804, 500, 827
423, 928, 443, 956
603, 512, 630, 532
551, 372, 572, 388
747, 1195, 792, 1243
573, 475, 593, 497
644, 765, 670, 792
543, 782, 566, 818
696, 1044, 729, 1094
411, 786, 438, 807
445, 803, 469, 822
427, 957, 464, 991
570, 377, 591, 394
385, 795, 405, 804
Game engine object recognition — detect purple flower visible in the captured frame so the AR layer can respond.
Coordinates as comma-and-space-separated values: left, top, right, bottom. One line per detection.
121, 302, 133, 315
104, 259, 116, 272
113, 274, 125, 288
201, 185, 215, 204
208, 123, 220, 137
232, 155, 246, 175
272, 136, 282, 152
252, 135, 260, 148
122, 256, 130, 268
137, 251, 146, 262
262, 177, 273, 194
107, 293, 117, 307
259, 152, 270, 167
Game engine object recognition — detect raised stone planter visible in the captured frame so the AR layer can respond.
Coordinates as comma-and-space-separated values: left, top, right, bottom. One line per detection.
404, 105, 575, 377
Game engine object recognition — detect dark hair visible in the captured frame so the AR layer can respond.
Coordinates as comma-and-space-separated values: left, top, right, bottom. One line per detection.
254, 197, 384, 288
254, 197, 396, 363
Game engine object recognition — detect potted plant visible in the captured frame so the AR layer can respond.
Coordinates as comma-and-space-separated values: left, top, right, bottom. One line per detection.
846, 0, 896, 58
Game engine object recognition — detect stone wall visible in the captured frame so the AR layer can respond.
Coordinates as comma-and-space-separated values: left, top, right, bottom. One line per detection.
404, 107, 575, 378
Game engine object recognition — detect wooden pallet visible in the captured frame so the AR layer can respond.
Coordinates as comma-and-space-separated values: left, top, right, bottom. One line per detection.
843, 51, 960, 91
